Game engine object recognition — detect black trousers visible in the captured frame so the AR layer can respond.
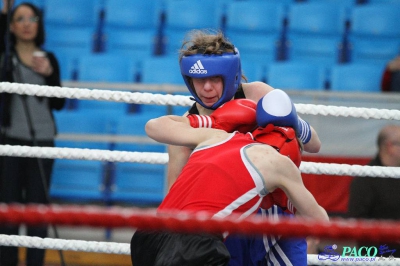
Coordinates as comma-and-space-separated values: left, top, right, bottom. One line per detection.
0, 137, 54, 266
131, 229, 231, 266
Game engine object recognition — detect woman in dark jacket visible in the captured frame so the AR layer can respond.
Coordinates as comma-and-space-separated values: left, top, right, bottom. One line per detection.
0, 1, 65, 265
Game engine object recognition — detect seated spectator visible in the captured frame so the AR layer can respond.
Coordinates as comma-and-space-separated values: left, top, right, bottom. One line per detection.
348, 124, 400, 257
381, 56, 400, 92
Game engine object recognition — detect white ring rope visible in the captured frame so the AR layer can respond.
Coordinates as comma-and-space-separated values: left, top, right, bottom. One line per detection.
0, 145, 400, 178
0, 234, 130, 255
1, 235, 399, 265
0, 82, 194, 106
0, 145, 168, 164
1, 82, 400, 120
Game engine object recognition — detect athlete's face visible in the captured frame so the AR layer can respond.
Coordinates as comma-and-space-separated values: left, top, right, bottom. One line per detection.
10, 5, 39, 43
192, 76, 224, 108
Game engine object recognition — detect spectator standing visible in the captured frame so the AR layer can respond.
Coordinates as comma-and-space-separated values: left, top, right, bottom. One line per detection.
0, 1, 65, 265
348, 124, 400, 257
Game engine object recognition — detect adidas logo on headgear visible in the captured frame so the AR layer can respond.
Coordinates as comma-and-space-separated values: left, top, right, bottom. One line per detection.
189, 60, 207, 74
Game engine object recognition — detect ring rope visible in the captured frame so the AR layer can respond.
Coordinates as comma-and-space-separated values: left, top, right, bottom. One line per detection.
0, 82, 193, 106
0, 235, 399, 266
1, 204, 400, 244
0, 234, 130, 255
0, 144, 168, 164
1, 235, 399, 266
0, 144, 399, 178
1, 82, 400, 120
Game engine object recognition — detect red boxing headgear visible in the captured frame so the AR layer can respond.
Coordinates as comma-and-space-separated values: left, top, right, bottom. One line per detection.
252, 125, 302, 167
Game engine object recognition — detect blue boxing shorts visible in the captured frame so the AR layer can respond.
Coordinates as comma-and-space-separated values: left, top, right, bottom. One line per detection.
131, 229, 231, 266
224, 206, 307, 266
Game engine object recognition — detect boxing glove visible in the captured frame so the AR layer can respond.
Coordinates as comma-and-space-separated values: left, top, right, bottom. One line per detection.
260, 189, 296, 214
256, 89, 311, 144
187, 99, 257, 133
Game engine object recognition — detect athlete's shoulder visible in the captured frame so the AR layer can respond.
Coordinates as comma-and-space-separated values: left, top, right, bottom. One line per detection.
242, 82, 274, 102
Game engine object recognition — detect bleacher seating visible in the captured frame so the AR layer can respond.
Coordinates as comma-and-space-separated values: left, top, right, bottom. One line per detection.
50, 159, 107, 203
348, 3, 400, 65
102, 0, 160, 57
241, 60, 266, 82
54, 110, 114, 135
265, 61, 327, 90
110, 162, 166, 206
43, 0, 102, 80
109, 114, 167, 205
224, 1, 286, 64
77, 54, 136, 83
44, 0, 101, 27
139, 55, 183, 85
329, 63, 384, 92
162, 0, 223, 55
286, 2, 349, 67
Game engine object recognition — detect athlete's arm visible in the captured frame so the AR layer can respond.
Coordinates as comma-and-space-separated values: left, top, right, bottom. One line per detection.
243, 82, 321, 153
167, 145, 191, 190
146, 115, 228, 148
257, 147, 328, 221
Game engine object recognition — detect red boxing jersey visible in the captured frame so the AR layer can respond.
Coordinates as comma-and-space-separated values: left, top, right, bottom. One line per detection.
158, 132, 268, 219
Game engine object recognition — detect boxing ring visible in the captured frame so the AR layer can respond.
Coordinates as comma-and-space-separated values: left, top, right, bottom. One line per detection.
1, 82, 400, 265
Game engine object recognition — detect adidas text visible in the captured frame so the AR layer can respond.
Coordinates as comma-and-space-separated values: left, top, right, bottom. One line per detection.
189, 69, 207, 74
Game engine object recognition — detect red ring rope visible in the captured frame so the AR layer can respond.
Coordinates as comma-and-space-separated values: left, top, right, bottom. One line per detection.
0, 204, 399, 244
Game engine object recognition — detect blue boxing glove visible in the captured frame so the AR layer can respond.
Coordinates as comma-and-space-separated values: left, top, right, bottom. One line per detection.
256, 89, 311, 144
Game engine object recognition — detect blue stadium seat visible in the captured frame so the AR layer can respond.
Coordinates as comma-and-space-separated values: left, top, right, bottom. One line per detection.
44, 0, 100, 27
110, 162, 166, 206
103, 0, 160, 28
162, 0, 223, 55
77, 54, 136, 82
349, 3, 400, 38
110, 113, 167, 206
224, 1, 286, 64
54, 110, 114, 135
104, 29, 157, 58
140, 56, 183, 85
115, 113, 154, 137
305, 0, 357, 8
266, 61, 327, 90
225, 2, 285, 33
102, 0, 160, 57
74, 54, 136, 114
349, 38, 400, 65
286, 2, 348, 66
287, 35, 344, 67
45, 26, 95, 81
329, 63, 384, 92
45, 26, 95, 55
348, 4, 400, 64
241, 59, 266, 83
366, 0, 400, 4
12, 0, 45, 9
50, 159, 107, 203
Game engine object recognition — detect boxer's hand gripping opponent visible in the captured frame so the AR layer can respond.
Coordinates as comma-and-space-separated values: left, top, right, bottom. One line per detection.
187, 99, 257, 133
260, 188, 296, 214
